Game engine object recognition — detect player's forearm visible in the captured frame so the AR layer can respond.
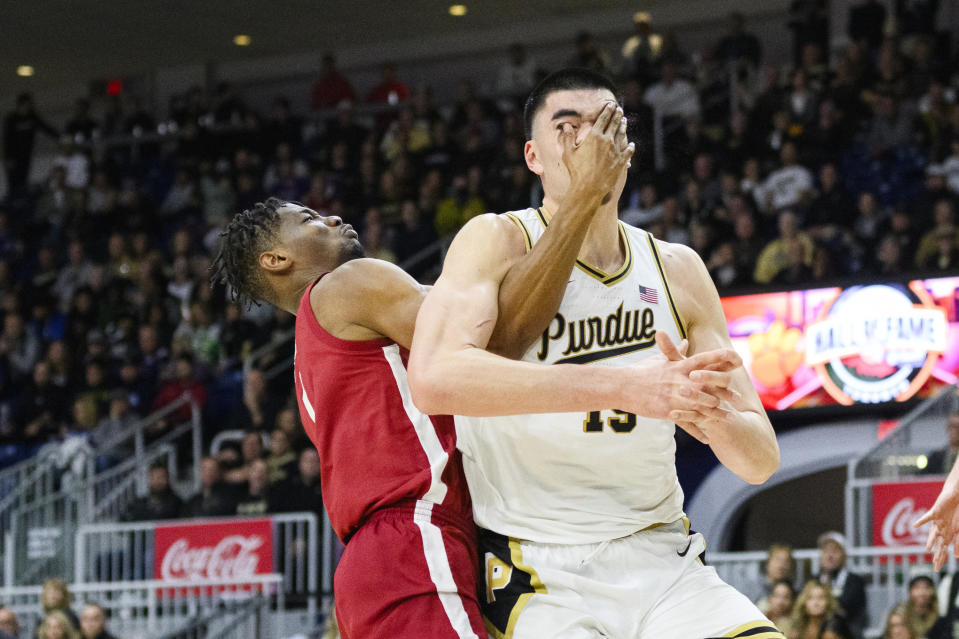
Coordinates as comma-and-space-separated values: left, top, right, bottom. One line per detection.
487, 186, 604, 359
709, 410, 779, 484
409, 346, 620, 417
942, 456, 959, 495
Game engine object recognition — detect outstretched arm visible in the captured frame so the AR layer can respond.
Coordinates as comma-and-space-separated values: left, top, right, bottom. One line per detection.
487, 102, 633, 359
407, 215, 742, 419
915, 460, 959, 570
662, 242, 780, 484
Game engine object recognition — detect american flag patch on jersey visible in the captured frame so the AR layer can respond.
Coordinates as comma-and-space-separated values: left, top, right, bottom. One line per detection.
639, 285, 659, 304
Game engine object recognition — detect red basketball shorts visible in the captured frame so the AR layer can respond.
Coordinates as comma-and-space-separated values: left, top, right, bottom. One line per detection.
334, 499, 486, 639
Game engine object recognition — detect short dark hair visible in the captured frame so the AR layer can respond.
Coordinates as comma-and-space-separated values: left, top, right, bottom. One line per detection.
770, 579, 795, 596
523, 68, 619, 139
210, 198, 288, 308
909, 575, 934, 589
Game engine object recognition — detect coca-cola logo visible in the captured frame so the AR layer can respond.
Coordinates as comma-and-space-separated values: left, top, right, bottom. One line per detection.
160, 535, 264, 580
881, 497, 930, 546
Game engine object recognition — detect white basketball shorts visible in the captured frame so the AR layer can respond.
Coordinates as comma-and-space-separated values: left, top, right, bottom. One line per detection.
478, 519, 784, 639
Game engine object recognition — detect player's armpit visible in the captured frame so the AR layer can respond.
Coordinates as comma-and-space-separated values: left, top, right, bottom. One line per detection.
411, 214, 514, 355
661, 242, 780, 484
311, 258, 427, 349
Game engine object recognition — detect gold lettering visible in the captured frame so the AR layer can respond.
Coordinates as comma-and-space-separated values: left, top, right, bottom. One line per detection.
485, 553, 512, 603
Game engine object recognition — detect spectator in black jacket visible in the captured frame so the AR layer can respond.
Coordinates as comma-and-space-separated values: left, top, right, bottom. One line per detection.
274, 448, 323, 518
184, 456, 237, 517
123, 463, 183, 521
815, 531, 867, 638
3, 93, 58, 198
848, 0, 888, 52
717, 12, 762, 69
235, 458, 273, 516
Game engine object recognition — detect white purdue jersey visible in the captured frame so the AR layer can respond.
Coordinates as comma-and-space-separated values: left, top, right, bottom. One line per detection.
455, 207, 689, 544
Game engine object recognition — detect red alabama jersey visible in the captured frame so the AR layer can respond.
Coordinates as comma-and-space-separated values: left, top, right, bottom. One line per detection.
292, 276, 471, 542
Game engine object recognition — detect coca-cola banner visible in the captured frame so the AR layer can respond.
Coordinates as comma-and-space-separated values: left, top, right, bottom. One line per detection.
154, 518, 274, 587
871, 481, 944, 547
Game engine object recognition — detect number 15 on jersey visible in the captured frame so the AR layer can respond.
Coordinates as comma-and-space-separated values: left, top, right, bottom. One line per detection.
583, 410, 637, 433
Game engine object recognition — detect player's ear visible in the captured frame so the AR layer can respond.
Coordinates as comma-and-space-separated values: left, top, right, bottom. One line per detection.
259, 248, 292, 273
524, 140, 544, 177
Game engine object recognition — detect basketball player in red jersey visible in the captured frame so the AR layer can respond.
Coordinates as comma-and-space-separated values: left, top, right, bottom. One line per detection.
209, 103, 739, 638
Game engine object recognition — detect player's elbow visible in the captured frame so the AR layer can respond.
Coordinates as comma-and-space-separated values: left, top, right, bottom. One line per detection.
742, 450, 780, 485
407, 357, 448, 415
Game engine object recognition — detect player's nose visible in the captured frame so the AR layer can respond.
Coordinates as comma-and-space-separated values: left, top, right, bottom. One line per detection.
323, 216, 343, 227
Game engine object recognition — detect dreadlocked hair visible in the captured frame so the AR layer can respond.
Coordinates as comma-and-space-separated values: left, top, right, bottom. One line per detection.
210, 197, 287, 308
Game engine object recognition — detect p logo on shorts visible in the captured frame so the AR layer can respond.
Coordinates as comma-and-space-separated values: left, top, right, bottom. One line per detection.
486, 553, 513, 603
477, 528, 547, 639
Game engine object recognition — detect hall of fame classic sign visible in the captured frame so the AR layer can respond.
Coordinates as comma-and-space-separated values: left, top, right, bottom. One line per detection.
721, 277, 959, 411
806, 284, 948, 405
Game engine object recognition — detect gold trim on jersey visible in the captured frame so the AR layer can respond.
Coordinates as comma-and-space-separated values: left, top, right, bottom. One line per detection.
534, 208, 634, 286
484, 538, 548, 639
717, 619, 786, 638
503, 212, 533, 253
645, 232, 688, 340
682, 516, 707, 566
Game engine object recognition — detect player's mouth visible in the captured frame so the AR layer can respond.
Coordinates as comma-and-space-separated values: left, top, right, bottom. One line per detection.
342, 224, 358, 238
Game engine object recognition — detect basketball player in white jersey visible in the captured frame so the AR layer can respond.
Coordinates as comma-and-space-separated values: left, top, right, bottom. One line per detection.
409, 69, 784, 638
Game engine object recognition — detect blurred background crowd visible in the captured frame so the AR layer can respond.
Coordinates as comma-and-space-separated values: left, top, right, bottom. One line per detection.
0, 0, 958, 538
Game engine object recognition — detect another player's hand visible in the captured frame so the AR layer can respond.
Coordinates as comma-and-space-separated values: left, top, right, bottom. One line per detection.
560, 101, 635, 206
914, 485, 959, 570
624, 331, 742, 442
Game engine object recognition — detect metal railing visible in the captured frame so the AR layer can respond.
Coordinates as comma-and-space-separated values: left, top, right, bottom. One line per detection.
74, 512, 324, 620
0, 449, 64, 570
7, 444, 180, 586
0, 574, 285, 639
651, 62, 754, 171
153, 593, 276, 639
243, 328, 294, 380
1, 395, 202, 586
209, 430, 268, 456
845, 385, 959, 546
102, 394, 204, 494
710, 545, 956, 639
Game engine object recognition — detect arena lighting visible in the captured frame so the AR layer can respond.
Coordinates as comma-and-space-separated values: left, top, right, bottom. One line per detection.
16, 65, 34, 77
449, 4, 467, 16
233, 34, 251, 46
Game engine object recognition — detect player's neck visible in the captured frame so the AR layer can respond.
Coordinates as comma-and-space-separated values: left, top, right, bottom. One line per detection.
541, 197, 624, 273
276, 268, 327, 316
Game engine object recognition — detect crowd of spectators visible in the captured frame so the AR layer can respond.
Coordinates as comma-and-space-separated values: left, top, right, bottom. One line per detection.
121, 440, 323, 522
0, 0, 957, 529
746, 532, 953, 639
0, 579, 117, 639
0, 5, 957, 639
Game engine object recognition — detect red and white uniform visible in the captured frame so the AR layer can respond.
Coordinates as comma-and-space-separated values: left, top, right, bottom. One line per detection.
292, 276, 484, 639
